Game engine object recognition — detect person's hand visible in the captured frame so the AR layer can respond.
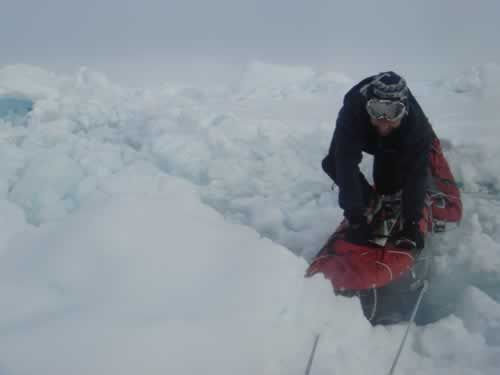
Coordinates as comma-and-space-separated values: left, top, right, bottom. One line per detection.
395, 221, 425, 250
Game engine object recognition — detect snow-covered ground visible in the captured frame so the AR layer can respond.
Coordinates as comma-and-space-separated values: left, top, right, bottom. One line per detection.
0, 62, 499, 374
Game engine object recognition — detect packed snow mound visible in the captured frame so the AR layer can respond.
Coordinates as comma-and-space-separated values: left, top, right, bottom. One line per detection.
435, 63, 500, 97
236, 61, 353, 99
0, 173, 366, 375
446, 144, 500, 193
0, 200, 25, 255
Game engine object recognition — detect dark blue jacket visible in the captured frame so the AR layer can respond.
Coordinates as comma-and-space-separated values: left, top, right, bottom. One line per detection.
322, 75, 435, 222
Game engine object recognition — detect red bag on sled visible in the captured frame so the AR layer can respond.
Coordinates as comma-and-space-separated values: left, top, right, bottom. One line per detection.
428, 138, 462, 223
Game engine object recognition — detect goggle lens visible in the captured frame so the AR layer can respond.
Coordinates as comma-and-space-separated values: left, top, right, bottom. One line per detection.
366, 99, 406, 121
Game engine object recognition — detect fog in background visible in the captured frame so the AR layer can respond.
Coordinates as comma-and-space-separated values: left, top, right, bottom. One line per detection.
1, 0, 499, 86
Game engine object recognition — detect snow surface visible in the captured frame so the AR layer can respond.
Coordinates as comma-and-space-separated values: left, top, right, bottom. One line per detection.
0, 62, 500, 374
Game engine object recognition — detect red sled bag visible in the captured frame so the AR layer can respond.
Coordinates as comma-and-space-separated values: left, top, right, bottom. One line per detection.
428, 138, 462, 223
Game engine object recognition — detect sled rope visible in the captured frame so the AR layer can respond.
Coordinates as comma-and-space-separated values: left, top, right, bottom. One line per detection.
375, 261, 393, 281
387, 280, 429, 375
304, 333, 321, 375
428, 190, 462, 205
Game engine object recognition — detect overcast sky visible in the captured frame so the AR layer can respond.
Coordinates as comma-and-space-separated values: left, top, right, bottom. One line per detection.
2, 0, 499, 85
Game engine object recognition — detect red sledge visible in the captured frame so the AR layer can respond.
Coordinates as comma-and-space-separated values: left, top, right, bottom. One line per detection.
306, 139, 462, 324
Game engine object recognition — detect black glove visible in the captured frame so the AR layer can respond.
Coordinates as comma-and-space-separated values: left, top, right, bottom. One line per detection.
345, 212, 371, 245
395, 221, 425, 250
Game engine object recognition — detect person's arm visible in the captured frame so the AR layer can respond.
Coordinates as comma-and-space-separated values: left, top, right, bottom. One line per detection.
323, 102, 367, 217
402, 136, 433, 223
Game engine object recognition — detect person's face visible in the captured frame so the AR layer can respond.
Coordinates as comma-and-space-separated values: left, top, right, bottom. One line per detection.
370, 117, 402, 136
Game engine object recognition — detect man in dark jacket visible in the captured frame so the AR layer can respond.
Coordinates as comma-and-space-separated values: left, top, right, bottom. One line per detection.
322, 72, 435, 250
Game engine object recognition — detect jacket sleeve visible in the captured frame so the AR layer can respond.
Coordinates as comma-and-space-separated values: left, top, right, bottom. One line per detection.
401, 94, 436, 223
322, 101, 367, 216
402, 132, 433, 223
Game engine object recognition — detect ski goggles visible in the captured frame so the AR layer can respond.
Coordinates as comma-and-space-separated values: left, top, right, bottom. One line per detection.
366, 98, 407, 122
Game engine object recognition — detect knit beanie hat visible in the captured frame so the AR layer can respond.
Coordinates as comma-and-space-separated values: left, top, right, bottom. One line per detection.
370, 72, 408, 101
